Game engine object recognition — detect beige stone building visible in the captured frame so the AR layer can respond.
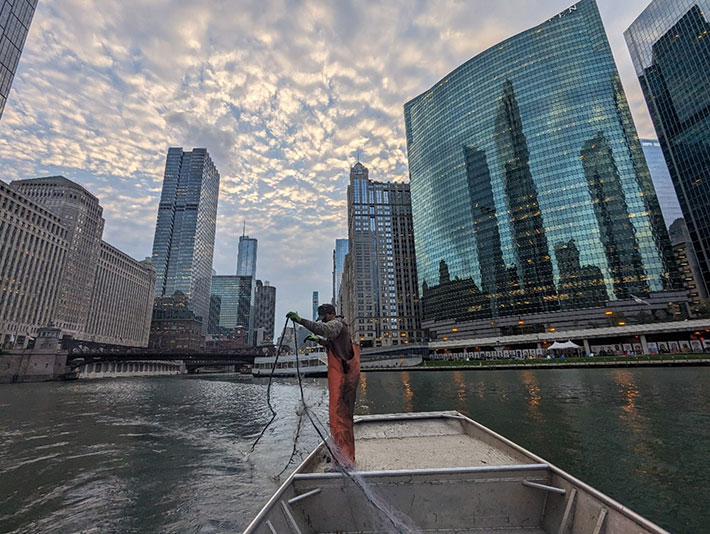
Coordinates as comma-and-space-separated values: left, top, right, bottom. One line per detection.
0, 180, 69, 348
10, 176, 156, 348
344, 162, 422, 348
85, 242, 156, 347
12, 177, 104, 339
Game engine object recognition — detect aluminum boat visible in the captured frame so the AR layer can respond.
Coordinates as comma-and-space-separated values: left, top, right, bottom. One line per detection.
244, 411, 668, 534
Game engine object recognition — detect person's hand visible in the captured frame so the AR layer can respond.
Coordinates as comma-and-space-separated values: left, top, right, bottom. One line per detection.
286, 311, 301, 323
305, 334, 320, 343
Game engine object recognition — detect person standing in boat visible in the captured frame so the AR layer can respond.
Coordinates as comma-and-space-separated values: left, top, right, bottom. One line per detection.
286, 304, 360, 468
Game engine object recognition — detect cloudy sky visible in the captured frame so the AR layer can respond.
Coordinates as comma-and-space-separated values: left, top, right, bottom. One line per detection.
0, 0, 657, 326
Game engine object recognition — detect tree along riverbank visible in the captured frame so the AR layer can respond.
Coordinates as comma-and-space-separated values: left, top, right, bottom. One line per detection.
403, 353, 710, 371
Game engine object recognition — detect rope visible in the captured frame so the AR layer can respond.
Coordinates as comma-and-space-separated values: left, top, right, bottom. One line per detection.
249, 317, 290, 452
253, 317, 414, 532
291, 323, 410, 533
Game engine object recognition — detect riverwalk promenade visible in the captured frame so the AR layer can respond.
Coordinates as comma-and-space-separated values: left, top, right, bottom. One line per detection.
401, 353, 710, 372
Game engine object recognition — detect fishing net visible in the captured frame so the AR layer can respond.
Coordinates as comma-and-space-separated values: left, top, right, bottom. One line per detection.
251, 318, 422, 533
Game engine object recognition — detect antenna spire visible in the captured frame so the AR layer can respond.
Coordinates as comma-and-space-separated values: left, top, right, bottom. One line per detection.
243, 220, 246, 237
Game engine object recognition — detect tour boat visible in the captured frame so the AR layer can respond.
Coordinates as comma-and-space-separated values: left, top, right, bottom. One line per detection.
252, 350, 328, 378
244, 411, 669, 534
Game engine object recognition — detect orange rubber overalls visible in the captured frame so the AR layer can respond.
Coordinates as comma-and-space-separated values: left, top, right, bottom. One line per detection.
327, 343, 360, 466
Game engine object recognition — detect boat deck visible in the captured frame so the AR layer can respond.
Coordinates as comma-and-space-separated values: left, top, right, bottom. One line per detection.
308, 415, 524, 473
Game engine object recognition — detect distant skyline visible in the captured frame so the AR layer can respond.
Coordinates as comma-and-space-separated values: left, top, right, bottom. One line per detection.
0, 0, 663, 324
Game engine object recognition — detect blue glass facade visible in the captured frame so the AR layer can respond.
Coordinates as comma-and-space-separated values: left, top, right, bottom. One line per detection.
0, 0, 36, 119
236, 235, 257, 276
640, 139, 683, 227
405, 0, 679, 325
151, 148, 220, 328
625, 0, 710, 296
210, 276, 240, 331
332, 238, 348, 306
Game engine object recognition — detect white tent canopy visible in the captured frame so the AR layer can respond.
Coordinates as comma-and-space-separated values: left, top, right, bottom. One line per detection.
547, 340, 581, 350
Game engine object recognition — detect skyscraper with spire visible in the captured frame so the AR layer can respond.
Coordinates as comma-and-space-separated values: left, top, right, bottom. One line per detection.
236, 221, 258, 277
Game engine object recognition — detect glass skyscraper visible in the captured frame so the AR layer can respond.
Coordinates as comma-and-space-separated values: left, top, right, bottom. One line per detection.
332, 238, 348, 308
0, 0, 36, 119
404, 0, 679, 335
625, 0, 710, 296
210, 276, 240, 331
151, 148, 220, 329
236, 233, 257, 277
640, 139, 683, 227
254, 280, 276, 344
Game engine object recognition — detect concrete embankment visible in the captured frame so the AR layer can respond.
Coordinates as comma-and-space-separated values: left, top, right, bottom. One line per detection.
362, 355, 710, 372
0, 352, 68, 383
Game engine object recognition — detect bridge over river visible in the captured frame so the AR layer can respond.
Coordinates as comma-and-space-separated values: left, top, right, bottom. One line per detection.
65, 351, 259, 376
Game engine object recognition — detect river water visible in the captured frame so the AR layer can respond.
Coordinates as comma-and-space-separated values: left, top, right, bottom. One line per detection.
1, 368, 708, 533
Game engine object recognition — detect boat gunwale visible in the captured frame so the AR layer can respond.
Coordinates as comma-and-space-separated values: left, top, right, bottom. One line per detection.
243, 442, 327, 534
292, 462, 550, 480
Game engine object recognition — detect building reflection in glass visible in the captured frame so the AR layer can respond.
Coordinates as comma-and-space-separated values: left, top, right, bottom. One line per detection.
554, 239, 608, 309
465, 145, 509, 317
404, 0, 675, 329
626, 0, 710, 295
581, 132, 649, 299
494, 80, 559, 314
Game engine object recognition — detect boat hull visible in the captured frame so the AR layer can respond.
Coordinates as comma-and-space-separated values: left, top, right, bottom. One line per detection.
252, 367, 327, 378
244, 411, 669, 534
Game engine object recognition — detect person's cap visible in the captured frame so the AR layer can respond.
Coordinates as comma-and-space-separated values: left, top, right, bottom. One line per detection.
317, 303, 336, 321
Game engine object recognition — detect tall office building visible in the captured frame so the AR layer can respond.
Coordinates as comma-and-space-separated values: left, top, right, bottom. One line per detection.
12, 177, 105, 338
640, 139, 683, 227
344, 162, 422, 347
235, 275, 255, 344
208, 294, 221, 334
0, 0, 37, 119
254, 280, 276, 345
209, 275, 241, 332
0, 180, 68, 348
312, 291, 319, 321
8, 177, 156, 347
404, 0, 682, 340
332, 239, 348, 311
236, 228, 258, 277
151, 148, 220, 329
85, 244, 156, 346
669, 218, 708, 311
625, 0, 710, 296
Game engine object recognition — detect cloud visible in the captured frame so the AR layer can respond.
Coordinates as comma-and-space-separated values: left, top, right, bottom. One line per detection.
0, 0, 658, 324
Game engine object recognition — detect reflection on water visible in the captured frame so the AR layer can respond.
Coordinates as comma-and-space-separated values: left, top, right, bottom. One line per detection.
452, 371, 467, 412
614, 369, 639, 415
360, 368, 710, 534
520, 370, 542, 408
400, 371, 414, 412
0, 368, 708, 534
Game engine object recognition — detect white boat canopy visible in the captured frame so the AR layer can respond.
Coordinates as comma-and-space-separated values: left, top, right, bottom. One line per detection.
547, 340, 581, 350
